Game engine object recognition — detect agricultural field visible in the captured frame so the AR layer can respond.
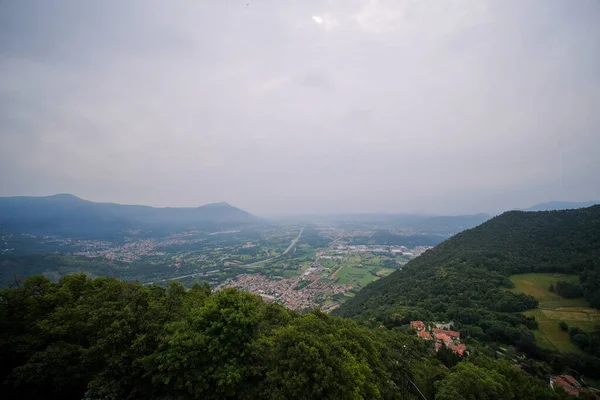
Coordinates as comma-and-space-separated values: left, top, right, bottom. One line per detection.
334, 265, 378, 288
323, 251, 402, 290
509, 273, 600, 352
376, 268, 395, 277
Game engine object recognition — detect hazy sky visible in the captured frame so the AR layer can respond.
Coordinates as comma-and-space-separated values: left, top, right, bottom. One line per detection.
1, 0, 599, 215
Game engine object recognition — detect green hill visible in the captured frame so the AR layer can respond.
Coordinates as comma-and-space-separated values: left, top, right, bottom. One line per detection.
334, 206, 600, 343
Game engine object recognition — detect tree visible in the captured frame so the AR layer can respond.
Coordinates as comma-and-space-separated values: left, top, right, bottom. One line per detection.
435, 362, 512, 400
572, 333, 590, 349
517, 331, 539, 357
436, 343, 459, 368
559, 321, 569, 332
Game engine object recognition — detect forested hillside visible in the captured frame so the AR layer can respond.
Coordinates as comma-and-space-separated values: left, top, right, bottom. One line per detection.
336, 206, 600, 318
334, 206, 600, 370
0, 275, 569, 400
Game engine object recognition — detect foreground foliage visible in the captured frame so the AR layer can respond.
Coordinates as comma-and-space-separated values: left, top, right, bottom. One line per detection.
0, 275, 567, 399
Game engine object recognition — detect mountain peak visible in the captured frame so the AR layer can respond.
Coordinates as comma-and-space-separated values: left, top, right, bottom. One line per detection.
201, 201, 233, 208
48, 193, 81, 199
44, 194, 86, 202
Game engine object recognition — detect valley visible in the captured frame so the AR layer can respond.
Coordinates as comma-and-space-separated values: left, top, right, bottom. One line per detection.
0, 223, 431, 311
2, 195, 600, 398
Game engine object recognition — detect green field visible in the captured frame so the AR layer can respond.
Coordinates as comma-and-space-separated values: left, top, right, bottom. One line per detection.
376, 268, 395, 277
282, 269, 301, 278
322, 252, 401, 288
335, 266, 378, 288
509, 273, 588, 308
509, 273, 600, 352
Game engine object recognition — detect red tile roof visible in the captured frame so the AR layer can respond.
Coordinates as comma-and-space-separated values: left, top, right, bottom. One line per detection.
411, 321, 425, 330
563, 375, 579, 386
432, 328, 460, 339
418, 330, 432, 340
435, 332, 452, 344
455, 344, 467, 356
552, 375, 586, 397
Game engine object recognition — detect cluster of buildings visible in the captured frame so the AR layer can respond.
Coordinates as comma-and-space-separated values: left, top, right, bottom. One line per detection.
411, 321, 467, 356
74, 238, 169, 261
411, 321, 599, 397
550, 375, 600, 398
218, 271, 350, 311
327, 244, 430, 256
302, 262, 326, 276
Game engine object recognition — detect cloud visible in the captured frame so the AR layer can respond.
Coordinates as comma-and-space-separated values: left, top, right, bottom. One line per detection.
311, 14, 340, 31
260, 77, 290, 91
353, 0, 490, 35
0, 0, 599, 215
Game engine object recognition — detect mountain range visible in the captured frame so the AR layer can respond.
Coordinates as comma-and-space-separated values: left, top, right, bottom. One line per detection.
0, 194, 259, 238
524, 200, 600, 212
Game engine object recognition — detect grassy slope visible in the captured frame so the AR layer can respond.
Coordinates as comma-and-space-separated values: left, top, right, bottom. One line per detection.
509, 273, 600, 352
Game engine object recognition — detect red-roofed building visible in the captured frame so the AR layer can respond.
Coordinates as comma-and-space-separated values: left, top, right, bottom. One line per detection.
447, 343, 467, 356
550, 375, 600, 398
446, 330, 460, 339
411, 321, 425, 331
564, 375, 579, 386
432, 328, 460, 341
418, 330, 432, 340
435, 332, 452, 345
552, 375, 580, 397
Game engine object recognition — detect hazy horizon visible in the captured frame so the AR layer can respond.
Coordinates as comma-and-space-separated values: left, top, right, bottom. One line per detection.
1, 0, 599, 215
2, 192, 598, 218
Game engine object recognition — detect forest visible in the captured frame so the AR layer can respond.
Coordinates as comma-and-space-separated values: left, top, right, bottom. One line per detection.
334, 206, 600, 375
0, 275, 571, 400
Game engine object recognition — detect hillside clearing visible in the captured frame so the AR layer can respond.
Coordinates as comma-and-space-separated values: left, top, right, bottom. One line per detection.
509, 273, 600, 352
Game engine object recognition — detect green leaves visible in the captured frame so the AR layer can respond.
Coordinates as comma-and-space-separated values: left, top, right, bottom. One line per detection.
435, 362, 511, 400
0, 274, 568, 399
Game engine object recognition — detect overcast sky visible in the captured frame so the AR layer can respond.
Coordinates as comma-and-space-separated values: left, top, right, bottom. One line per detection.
1, 0, 599, 215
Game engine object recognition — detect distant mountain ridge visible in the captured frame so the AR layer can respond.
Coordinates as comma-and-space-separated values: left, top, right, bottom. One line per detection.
0, 194, 259, 238
525, 200, 600, 211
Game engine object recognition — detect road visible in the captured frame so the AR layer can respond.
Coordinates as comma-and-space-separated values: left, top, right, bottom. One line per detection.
241, 226, 304, 266
144, 227, 305, 284
282, 226, 304, 256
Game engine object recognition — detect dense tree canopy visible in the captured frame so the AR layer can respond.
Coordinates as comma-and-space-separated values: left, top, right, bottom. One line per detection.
0, 275, 568, 399
0, 275, 423, 399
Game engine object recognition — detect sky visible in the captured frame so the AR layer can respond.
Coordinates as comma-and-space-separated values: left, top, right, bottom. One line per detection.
1, 0, 599, 215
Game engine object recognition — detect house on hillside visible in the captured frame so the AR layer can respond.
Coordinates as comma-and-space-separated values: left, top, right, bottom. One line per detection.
415, 323, 467, 356
432, 327, 460, 342
550, 375, 600, 398
410, 321, 426, 331
434, 332, 451, 344
417, 330, 432, 340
